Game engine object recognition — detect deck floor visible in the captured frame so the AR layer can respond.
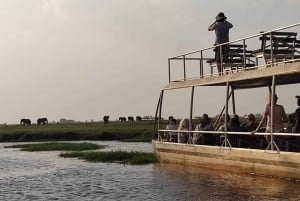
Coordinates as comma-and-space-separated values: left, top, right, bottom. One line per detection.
164, 62, 300, 90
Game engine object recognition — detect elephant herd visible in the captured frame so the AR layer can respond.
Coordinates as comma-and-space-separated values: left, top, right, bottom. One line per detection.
102, 116, 143, 123
20, 116, 146, 125
20, 118, 48, 126
118, 116, 142, 122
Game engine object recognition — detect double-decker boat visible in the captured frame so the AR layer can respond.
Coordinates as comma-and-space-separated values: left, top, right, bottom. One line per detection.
152, 23, 300, 179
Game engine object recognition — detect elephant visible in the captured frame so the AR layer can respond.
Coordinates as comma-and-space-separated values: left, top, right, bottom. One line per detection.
128, 116, 134, 122
20, 119, 31, 126
119, 117, 126, 122
103, 115, 110, 124
37, 118, 48, 125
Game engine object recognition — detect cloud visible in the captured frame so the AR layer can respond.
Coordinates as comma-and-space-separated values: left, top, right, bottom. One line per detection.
287, 0, 300, 5
42, 0, 66, 19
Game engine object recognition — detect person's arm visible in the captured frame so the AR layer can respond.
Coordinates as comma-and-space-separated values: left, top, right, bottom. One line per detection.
227, 21, 233, 29
281, 106, 288, 123
208, 21, 216, 31
252, 105, 268, 134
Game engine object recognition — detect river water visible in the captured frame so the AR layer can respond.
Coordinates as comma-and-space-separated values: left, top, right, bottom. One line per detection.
0, 141, 300, 201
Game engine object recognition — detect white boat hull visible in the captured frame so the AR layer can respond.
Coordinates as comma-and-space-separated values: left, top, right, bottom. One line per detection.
153, 140, 300, 179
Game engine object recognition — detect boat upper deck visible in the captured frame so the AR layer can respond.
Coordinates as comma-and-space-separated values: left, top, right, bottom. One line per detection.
165, 61, 300, 89
165, 23, 300, 90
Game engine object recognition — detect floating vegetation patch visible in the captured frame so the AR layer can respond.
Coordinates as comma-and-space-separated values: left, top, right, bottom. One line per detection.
60, 150, 157, 165
5, 142, 106, 152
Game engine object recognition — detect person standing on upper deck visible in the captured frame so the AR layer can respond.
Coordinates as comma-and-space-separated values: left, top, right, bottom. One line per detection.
208, 12, 233, 74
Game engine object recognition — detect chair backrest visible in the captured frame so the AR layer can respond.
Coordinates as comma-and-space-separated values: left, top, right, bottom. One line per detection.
260, 31, 297, 53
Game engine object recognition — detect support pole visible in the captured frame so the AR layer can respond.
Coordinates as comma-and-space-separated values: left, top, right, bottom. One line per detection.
183, 55, 186, 80
200, 50, 203, 78
243, 39, 246, 69
154, 90, 164, 141
271, 76, 275, 150
266, 75, 280, 152
213, 91, 233, 129
188, 86, 195, 144
270, 32, 274, 65
220, 45, 223, 74
168, 59, 171, 83
222, 81, 232, 148
231, 86, 236, 115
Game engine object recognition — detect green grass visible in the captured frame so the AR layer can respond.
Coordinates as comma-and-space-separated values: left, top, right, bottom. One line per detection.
60, 150, 158, 165
4, 142, 105, 151
0, 121, 159, 142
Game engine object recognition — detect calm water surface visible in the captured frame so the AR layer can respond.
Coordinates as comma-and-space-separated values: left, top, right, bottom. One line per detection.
0, 141, 300, 201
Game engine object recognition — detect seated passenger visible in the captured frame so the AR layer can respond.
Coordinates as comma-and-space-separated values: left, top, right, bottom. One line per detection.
193, 113, 213, 144
242, 113, 258, 132
288, 96, 300, 151
286, 114, 296, 133
284, 114, 296, 151
216, 113, 231, 131
293, 95, 300, 133
228, 114, 245, 147
178, 119, 189, 143
215, 114, 231, 145
165, 118, 178, 142
242, 113, 260, 148
228, 114, 243, 131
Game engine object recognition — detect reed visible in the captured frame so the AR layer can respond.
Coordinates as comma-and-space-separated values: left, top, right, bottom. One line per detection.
5, 142, 105, 151
60, 150, 158, 165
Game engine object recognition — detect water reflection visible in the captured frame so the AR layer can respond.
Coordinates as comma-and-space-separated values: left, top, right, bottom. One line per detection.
153, 164, 300, 201
0, 141, 300, 201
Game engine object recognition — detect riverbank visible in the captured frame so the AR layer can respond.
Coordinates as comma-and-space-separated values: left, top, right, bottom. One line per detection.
0, 121, 159, 143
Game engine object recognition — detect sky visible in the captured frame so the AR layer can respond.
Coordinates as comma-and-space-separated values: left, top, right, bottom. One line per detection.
0, 0, 299, 124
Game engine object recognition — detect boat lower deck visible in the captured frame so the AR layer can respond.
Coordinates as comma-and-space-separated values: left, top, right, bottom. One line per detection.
153, 141, 300, 180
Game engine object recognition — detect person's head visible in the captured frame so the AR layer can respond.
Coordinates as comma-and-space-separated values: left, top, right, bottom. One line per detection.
178, 119, 189, 130
296, 95, 300, 106
246, 113, 255, 123
230, 114, 240, 127
201, 113, 211, 124
268, 93, 278, 104
221, 113, 231, 122
170, 118, 177, 125
216, 12, 227, 22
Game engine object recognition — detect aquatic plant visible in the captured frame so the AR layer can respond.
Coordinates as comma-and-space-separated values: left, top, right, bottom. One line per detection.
4, 142, 105, 151
60, 150, 158, 165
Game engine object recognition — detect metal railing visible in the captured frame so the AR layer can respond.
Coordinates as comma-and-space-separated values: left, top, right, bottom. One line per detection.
168, 22, 300, 83
157, 129, 300, 153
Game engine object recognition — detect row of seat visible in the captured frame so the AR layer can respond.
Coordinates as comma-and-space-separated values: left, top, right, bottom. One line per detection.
207, 31, 300, 74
